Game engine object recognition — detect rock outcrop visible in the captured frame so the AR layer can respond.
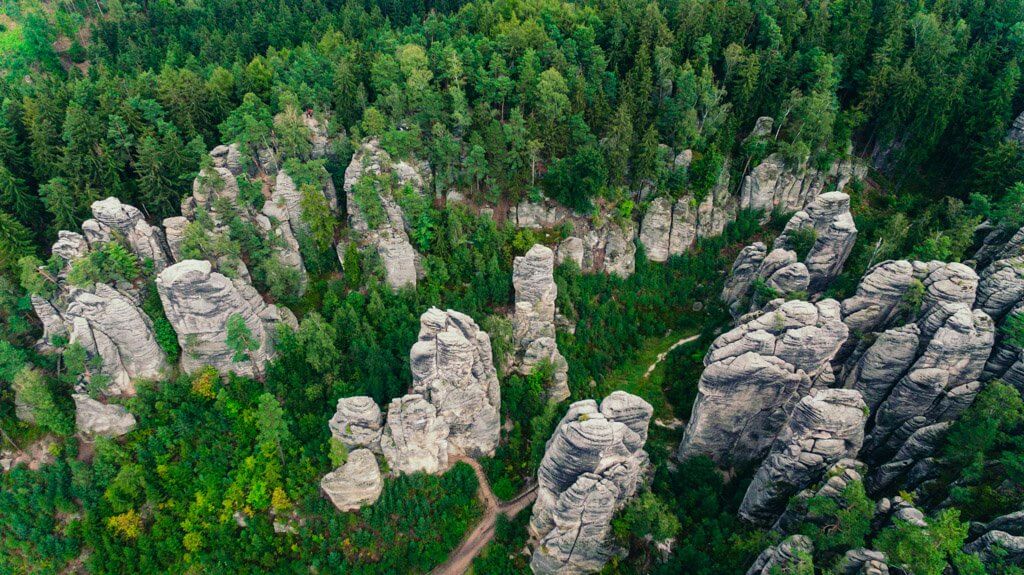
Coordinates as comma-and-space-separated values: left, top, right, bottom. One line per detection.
156, 260, 295, 377
410, 308, 500, 457
739, 153, 865, 215
379, 394, 450, 475
966, 510, 1024, 568
836, 549, 891, 575
328, 396, 384, 452
739, 389, 868, 525
87, 197, 173, 271
529, 392, 653, 575
320, 449, 383, 511
772, 459, 867, 534
745, 535, 814, 575
678, 299, 849, 468
721, 243, 768, 315
511, 245, 570, 401
775, 192, 858, 293
74, 394, 136, 438
343, 138, 426, 290
1008, 110, 1024, 146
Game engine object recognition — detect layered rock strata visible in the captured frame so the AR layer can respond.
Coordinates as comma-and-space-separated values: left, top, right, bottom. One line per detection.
328, 396, 384, 452
511, 245, 570, 401
745, 535, 814, 575
379, 394, 450, 475
320, 449, 383, 511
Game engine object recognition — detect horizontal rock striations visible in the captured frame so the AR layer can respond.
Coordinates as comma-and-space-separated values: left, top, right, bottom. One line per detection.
410, 308, 500, 458
328, 396, 384, 452
321, 449, 383, 511
529, 392, 653, 575
156, 260, 295, 377
745, 534, 814, 575
739, 389, 868, 525
775, 192, 858, 293
87, 197, 173, 271
511, 245, 570, 401
678, 299, 849, 468
379, 394, 450, 475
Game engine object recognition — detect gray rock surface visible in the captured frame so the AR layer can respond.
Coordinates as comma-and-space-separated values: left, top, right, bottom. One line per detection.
328, 396, 384, 452
964, 530, 1024, 566
721, 243, 767, 315
511, 245, 570, 401
1008, 110, 1024, 146
73, 394, 136, 438
739, 153, 865, 215
410, 308, 500, 458
840, 261, 917, 336
678, 299, 849, 468
739, 389, 868, 525
379, 394, 450, 475
915, 262, 979, 342
773, 459, 867, 534
529, 393, 653, 575
344, 138, 425, 290
88, 197, 173, 271
776, 192, 857, 293
836, 549, 891, 575
156, 260, 293, 377
320, 449, 383, 511
745, 535, 814, 575
975, 255, 1024, 321
843, 324, 921, 413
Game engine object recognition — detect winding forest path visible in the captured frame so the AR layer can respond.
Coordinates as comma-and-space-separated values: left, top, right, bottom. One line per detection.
642, 334, 700, 379
431, 457, 537, 575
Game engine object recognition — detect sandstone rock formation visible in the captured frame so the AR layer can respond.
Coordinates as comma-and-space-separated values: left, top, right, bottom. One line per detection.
410, 308, 500, 457
772, 459, 867, 534
739, 153, 865, 215
739, 389, 868, 525
74, 394, 136, 438
320, 449, 383, 511
87, 197, 173, 271
721, 243, 768, 315
745, 535, 814, 575
836, 549, 891, 575
529, 392, 653, 575
966, 510, 1024, 568
839, 260, 917, 336
975, 255, 1024, 321
1008, 110, 1024, 146
843, 324, 921, 413
328, 396, 384, 452
511, 245, 570, 401
344, 138, 426, 289
156, 260, 295, 377
678, 299, 849, 468
775, 192, 857, 293
379, 394, 450, 475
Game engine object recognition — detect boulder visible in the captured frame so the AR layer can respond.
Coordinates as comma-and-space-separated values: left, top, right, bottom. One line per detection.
73, 394, 136, 438
328, 396, 384, 452
556, 236, 585, 268
410, 308, 500, 458
964, 530, 1024, 567
529, 393, 653, 575
512, 245, 570, 401
746, 535, 814, 575
320, 449, 383, 511
739, 389, 868, 526
836, 549, 891, 575
678, 299, 849, 468
156, 260, 293, 377
379, 394, 450, 475
975, 255, 1024, 321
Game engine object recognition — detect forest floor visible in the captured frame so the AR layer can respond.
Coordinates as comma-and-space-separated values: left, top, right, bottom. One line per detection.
599, 330, 700, 419
431, 456, 537, 575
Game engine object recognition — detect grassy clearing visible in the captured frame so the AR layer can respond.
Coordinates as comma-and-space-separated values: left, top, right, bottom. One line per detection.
598, 328, 700, 420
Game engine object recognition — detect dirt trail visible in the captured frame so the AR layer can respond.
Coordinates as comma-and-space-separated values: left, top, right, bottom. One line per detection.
643, 334, 700, 379
430, 457, 537, 575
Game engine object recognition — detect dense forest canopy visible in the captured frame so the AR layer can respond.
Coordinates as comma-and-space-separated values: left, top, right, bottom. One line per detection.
0, 0, 1023, 574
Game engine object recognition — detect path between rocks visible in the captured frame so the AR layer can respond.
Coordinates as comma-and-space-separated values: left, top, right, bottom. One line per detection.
643, 334, 700, 379
430, 456, 537, 575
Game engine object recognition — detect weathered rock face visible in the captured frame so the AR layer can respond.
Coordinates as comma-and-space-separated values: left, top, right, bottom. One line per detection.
410, 308, 500, 458
915, 262, 979, 341
73, 394, 136, 438
344, 138, 425, 290
320, 449, 383, 511
965, 530, 1024, 567
1008, 110, 1024, 145
975, 255, 1024, 321
379, 394, 450, 475
775, 192, 858, 293
739, 389, 868, 526
511, 245, 570, 401
328, 396, 384, 452
739, 153, 865, 216
840, 260, 916, 336
529, 392, 653, 575
156, 260, 294, 377
836, 549, 891, 575
721, 243, 768, 315
678, 299, 849, 468
843, 325, 921, 413
745, 535, 814, 575
88, 197, 173, 271
758, 248, 810, 298
510, 200, 638, 278
64, 285, 169, 395
772, 459, 866, 534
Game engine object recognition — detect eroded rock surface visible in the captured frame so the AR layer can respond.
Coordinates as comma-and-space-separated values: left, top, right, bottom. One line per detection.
511, 245, 570, 401
379, 394, 450, 475
74, 394, 136, 438
775, 192, 857, 293
328, 396, 384, 452
529, 392, 653, 575
678, 299, 849, 468
156, 260, 294, 377
739, 389, 868, 525
739, 153, 864, 215
745, 535, 814, 575
321, 449, 383, 511
88, 197, 173, 271
410, 308, 500, 457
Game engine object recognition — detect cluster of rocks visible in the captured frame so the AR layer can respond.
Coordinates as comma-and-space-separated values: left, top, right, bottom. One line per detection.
320, 307, 500, 510
343, 138, 427, 290
528, 391, 653, 575
721, 191, 858, 316
966, 510, 1024, 567
510, 245, 570, 401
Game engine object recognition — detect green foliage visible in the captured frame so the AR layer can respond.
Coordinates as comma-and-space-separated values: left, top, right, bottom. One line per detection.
796, 480, 874, 561
13, 366, 71, 436
352, 175, 388, 230
875, 509, 983, 575
225, 313, 258, 365
786, 226, 818, 261
67, 242, 140, 288
612, 491, 681, 542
